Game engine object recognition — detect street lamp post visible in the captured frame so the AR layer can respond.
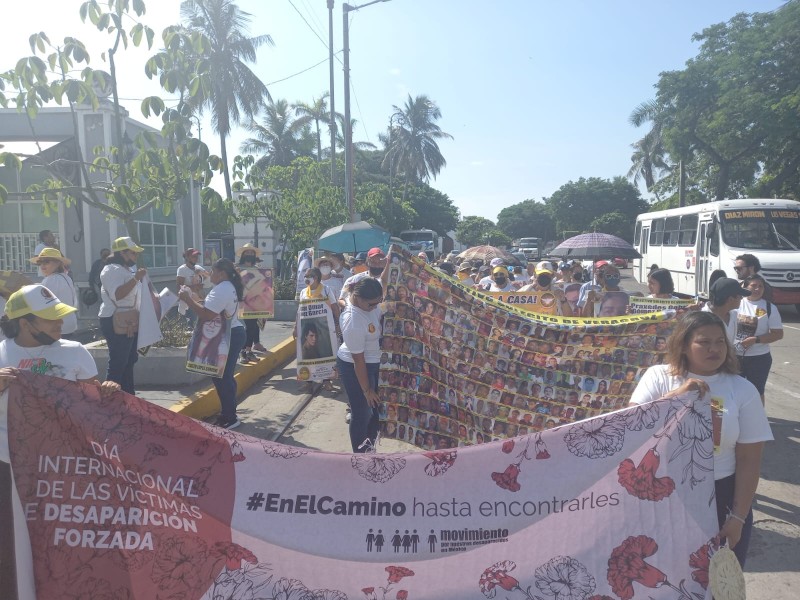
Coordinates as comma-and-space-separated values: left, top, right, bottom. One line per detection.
328, 0, 336, 185
342, 0, 390, 223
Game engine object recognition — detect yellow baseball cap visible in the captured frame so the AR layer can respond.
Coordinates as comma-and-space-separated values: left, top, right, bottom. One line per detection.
4, 284, 77, 320
111, 236, 144, 253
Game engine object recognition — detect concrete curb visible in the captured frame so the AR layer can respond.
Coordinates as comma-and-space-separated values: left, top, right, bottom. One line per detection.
170, 337, 296, 419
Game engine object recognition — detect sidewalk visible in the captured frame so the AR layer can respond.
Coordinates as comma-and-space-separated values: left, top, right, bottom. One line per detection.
136, 320, 296, 411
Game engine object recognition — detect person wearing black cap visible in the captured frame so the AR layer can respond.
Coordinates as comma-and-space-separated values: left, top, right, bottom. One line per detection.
437, 262, 456, 277
703, 278, 751, 342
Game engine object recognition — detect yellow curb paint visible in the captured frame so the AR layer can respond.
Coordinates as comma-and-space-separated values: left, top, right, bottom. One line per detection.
171, 337, 296, 419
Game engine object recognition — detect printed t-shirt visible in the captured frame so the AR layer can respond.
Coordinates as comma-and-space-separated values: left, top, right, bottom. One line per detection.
41, 273, 78, 334
0, 338, 97, 381
629, 364, 773, 479
732, 298, 782, 356
204, 280, 243, 328
337, 302, 385, 363
98, 263, 140, 318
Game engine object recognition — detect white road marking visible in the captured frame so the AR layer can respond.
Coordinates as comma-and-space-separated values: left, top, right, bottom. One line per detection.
766, 380, 800, 399
781, 324, 800, 331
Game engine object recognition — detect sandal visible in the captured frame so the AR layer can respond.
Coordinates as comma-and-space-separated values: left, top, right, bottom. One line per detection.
322, 380, 335, 392
253, 343, 267, 353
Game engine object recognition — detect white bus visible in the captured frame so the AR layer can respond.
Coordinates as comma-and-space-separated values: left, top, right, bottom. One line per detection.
399, 229, 441, 261
632, 199, 800, 308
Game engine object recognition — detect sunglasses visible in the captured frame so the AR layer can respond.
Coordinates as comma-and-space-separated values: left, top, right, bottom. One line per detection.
732, 265, 747, 272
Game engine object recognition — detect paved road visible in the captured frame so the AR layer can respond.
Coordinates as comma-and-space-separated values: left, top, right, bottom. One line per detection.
237, 270, 799, 598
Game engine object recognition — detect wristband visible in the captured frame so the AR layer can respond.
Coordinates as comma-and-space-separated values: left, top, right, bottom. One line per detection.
727, 510, 746, 525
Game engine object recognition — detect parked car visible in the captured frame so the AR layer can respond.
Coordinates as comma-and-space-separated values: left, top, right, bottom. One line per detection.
613, 257, 629, 268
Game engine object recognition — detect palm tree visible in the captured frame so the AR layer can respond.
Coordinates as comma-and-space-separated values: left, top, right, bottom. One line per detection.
382, 94, 453, 201
241, 99, 309, 167
293, 93, 334, 162
181, 0, 273, 200
627, 99, 671, 199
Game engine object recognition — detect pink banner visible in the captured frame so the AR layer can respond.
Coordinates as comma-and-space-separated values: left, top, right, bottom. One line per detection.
6, 372, 718, 599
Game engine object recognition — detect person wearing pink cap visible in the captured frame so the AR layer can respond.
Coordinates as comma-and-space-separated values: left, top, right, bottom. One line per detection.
338, 247, 389, 307
176, 247, 208, 328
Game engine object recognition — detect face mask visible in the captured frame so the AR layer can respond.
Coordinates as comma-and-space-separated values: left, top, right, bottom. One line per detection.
243, 256, 256, 265
494, 277, 507, 286
30, 324, 58, 346
320, 266, 332, 276
369, 266, 384, 277
304, 278, 314, 286
604, 275, 620, 287
537, 274, 552, 287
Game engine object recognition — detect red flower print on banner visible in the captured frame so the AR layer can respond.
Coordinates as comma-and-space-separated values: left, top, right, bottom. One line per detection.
423, 450, 457, 476
502, 439, 515, 454
386, 565, 415, 583
617, 448, 675, 501
492, 464, 522, 492
479, 560, 520, 598
607, 535, 667, 600
396, 590, 409, 600
689, 542, 712, 589
211, 541, 258, 571
362, 587, 377, 600
535, 434, 551, 459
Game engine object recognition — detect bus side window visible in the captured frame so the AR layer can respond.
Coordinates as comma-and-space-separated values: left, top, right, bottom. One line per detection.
679, 214, 698, 246
649, 218, 664, 245
633, 221, 641, 246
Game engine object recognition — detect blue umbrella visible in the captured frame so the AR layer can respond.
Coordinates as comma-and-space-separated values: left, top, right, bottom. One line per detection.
317, 221, 390, 254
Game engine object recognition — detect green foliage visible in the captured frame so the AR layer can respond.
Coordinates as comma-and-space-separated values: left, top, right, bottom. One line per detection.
456, 216, 509, 248
544, 177, 647, 237
0, 0, 225, 243
634, 2, 800, 200
496, 199, 556, 242
589, 211, 634, 242
404, 183, 459, 234
273, 277, 296, 300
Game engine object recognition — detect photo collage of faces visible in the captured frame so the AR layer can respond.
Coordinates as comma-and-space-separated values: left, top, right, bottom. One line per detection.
378, 251, 677, 450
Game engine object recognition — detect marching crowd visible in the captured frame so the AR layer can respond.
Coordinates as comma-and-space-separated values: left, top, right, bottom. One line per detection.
0, 236, 783, 569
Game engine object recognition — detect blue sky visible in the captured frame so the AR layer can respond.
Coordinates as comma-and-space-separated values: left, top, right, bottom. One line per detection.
2, 0, 787, 221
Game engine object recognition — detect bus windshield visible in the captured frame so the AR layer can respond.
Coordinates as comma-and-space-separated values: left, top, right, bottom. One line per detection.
719, 208, 800, 250
400, 232, 435, 242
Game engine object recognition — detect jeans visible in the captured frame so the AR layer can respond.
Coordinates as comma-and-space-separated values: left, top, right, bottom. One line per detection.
100, 316, 139, 395
715, 473, 753, 568
243, 319, 260, 348
212, 326, 247, 420
337, 357, 380, 452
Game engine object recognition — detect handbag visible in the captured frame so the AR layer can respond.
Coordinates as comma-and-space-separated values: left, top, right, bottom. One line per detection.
112, 309, 140, 336
109, 277, 140, 336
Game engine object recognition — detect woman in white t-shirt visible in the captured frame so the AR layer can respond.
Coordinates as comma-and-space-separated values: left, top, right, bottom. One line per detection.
179, 259, 246, 430
629, 311, 773, 568
31, 247, 78, 338
734, 275, 783, 404
99, 237, 147, 395
337, 277, 386, 452
646, 268, 678, 299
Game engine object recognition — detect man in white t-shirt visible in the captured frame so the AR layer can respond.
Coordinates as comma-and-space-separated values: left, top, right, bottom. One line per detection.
176, 248, 208, 326
339, 247, 388, 306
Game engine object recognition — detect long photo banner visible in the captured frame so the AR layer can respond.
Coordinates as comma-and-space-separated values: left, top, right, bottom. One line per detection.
380, 249, 678, 450
4, 372, 718, 600
239, 267, 274, 320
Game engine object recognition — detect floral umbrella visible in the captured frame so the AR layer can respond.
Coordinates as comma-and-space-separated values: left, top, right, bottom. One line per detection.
456, 245, 520, 265
548, 232, 641, 259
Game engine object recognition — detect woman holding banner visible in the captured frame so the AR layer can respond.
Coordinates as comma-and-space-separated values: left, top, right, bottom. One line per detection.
646, 268, 677, 299
179, 259, 246, 430
337, 277, 386, 452
629, 311, 772, 568
296, 267, 340, 392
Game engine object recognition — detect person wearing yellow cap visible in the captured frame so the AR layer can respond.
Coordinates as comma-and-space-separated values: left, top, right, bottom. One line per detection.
98, 237, 147, 394
0, 285, 120, 394
519, 261, 573, 316
31, 247, 78, 338
483, 266, 514, 292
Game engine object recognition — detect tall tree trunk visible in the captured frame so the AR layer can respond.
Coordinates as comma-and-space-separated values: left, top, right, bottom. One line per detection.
715, 162, 730, 201
220, 133, 232, 200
